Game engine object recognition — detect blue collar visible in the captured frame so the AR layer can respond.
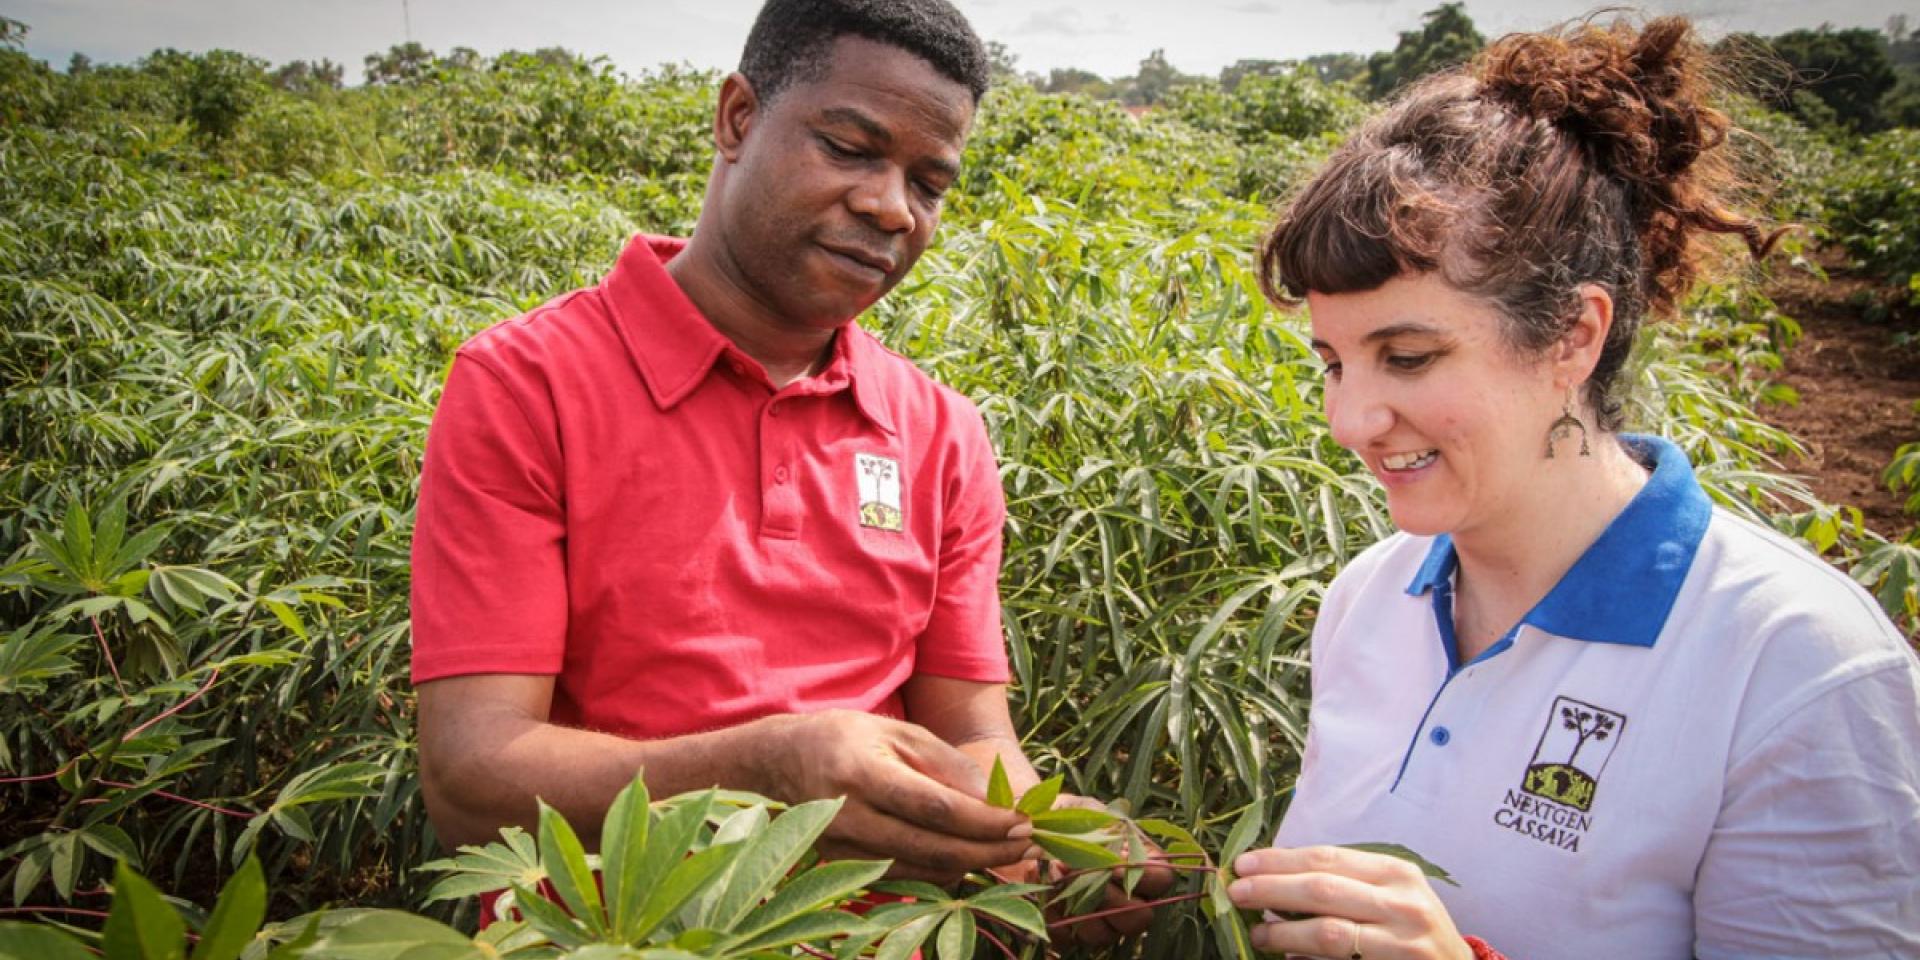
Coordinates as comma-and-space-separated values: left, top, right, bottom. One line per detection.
1404, 435, 1712, 648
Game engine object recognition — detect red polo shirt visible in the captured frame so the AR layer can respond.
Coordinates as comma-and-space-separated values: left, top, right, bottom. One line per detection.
409, 235, 1010, 738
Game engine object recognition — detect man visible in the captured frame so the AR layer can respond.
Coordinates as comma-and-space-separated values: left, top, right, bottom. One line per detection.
410, 0, 1159, 942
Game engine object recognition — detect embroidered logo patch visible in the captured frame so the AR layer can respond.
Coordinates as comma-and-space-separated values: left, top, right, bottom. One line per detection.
1491, 695, 1627, 854
1523, 696, 1626, 811
855, 453, 903, 532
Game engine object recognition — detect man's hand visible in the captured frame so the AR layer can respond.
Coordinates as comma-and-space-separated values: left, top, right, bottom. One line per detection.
759, 709, 1036, 884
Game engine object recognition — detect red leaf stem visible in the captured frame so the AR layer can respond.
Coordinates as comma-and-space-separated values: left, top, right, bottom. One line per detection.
91, 780, 253, 818
91, 616, 130, 701
121, 666, 220, 742
1045, 891, 1208, 929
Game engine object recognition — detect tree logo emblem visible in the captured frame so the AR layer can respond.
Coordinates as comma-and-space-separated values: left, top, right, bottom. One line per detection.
855, 453, 903, 532
1519, 695, 1628, 812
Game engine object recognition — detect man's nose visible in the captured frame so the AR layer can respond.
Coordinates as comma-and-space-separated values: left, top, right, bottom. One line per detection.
848, 170, 915, 235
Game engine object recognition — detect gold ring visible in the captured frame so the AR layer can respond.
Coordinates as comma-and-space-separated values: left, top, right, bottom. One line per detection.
1348, 919, 1363, 960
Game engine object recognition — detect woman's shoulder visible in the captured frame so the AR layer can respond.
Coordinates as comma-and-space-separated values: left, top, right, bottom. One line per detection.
1692, 508, 1904, 648
1688, 508, 1918, 750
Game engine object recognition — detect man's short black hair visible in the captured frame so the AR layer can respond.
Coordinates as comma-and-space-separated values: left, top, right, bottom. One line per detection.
739, 0, 990, 104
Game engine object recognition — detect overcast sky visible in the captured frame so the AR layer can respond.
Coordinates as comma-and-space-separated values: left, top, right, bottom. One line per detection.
7, 0, 1915, 83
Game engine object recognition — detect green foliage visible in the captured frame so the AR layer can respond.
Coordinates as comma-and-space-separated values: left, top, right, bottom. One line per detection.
1743, 27, 1898, 133
2, 27, 1912, 956
1364, 2, 1485, 100
1822, 128, 1920, 302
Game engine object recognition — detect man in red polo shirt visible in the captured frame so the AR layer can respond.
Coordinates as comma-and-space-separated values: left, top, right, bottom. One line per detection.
409, 0, 1160, 940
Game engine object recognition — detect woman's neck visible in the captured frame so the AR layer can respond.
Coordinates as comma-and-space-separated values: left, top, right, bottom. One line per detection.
1449, 435, 1651, 661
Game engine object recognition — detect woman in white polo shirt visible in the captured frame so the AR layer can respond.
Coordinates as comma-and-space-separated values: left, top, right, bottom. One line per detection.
1223, 16, 1920, 960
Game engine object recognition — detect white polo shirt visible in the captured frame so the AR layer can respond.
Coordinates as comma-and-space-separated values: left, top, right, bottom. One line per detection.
1274, 436, 1920, 958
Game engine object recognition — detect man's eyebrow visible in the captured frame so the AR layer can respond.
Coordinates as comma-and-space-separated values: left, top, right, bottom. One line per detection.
819, 106, 890, 144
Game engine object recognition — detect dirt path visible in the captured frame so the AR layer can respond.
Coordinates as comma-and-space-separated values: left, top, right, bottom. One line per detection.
1760, 254, 1920, 541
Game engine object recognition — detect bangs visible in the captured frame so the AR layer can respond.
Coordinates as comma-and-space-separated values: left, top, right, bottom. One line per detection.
1256, 145, 1460, 306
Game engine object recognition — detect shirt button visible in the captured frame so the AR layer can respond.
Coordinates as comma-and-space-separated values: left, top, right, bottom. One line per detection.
773, 465, 790, 484
767, 402, 782, 418
728, 359, 746, 376
1430, 726, 1451, 747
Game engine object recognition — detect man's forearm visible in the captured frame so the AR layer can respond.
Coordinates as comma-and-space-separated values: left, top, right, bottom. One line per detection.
422, 708, 785, 849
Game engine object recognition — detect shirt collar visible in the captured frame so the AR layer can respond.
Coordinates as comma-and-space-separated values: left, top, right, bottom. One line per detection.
1403, 434, 1711, 648
600, 233, 894, 434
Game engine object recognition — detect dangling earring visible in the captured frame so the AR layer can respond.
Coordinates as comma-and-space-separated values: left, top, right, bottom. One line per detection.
1546, 388, 1591, 459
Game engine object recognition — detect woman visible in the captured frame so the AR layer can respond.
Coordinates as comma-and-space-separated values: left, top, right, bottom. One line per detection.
1225, 17, 1920, 960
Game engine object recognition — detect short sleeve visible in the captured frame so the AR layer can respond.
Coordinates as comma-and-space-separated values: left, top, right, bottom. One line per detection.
409, 352, 569, 684
1692, 654, 1920, 957
910, 402, 1010, 683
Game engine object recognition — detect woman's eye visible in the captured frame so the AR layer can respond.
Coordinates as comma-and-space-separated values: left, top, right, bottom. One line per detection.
1320, 361, 1343, 381
1386, 353, 1434, 372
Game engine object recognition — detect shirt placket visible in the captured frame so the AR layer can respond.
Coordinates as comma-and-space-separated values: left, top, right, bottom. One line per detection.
757, 371, 852, 541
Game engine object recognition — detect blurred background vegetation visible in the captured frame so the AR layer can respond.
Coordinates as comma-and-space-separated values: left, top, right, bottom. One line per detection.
2, 3, 1917, 955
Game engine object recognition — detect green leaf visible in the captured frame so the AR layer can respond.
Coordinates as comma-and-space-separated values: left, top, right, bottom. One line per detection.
632, 842, 742, 943
49, 832, 81, 900
1027, 808, 1117, 834
507, 882, 592, 950
537, 801, 606, 935
0, 921, 95, 960
1133, 818, 1201, 853
874, 912, 942, 960
732, 858, 888, 945
704, 797, 843, 931
0, 624, 82, 696
965, 894, 1048, 939
12, 846, 49, 905
1341, 842, 1459, 888
726, 910, 876, 955
600, 773, 651, 938
985, 755, 1014, 809
191, 856, 266, 960
418, 829, 546, 905
638, 791, 713, 889
1014, 774, 1063, 815
78, 824, 142, 870
1032, 831, 1122, 870
103, 860, 187, 960
311, 909, 485, 960
934, 908, 975, 960
1219, 802, 1268, 864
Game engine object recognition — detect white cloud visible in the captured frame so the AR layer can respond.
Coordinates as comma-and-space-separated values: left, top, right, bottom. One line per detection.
1007, 6, 1126, 37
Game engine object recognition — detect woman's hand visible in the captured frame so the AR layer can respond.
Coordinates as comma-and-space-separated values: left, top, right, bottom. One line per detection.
1226, 846, 1472, 960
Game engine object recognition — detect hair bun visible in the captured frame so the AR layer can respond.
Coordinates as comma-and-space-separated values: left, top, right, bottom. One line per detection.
1479, 17, 1718, 185
1475, 15, 1776, 306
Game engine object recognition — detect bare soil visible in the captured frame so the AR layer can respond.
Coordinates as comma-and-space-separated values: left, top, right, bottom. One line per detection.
1760, 253, 1920, 541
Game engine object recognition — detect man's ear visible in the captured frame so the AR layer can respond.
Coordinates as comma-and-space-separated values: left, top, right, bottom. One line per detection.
713, 72, 760, 163
1556, 283, 1615, 385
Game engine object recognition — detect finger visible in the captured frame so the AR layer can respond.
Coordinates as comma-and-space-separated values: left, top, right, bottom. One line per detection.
1227, 871, 1383, 924
1129, 850, 1177, 899
1099, 881, 1156, 938
827, 801, 1031, 880
819, 839, 973, 886
865, 761, 1027, 844
1249, 915, 1367, 960
1235, 845, 1418, 886
887, 721, 994, 796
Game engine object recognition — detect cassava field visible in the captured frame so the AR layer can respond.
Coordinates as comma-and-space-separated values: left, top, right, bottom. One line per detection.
3, 16, 1919, 960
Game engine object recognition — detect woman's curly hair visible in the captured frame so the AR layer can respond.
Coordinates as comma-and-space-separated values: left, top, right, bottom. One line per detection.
1258, 15, 1781, 430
